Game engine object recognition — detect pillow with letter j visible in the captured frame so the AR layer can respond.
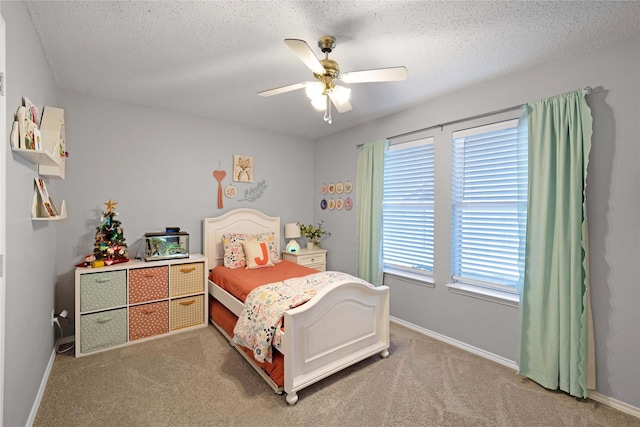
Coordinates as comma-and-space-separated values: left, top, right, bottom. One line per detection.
243, 241, 275, 269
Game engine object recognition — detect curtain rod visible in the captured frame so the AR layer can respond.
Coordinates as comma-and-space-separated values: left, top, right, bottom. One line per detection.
356, 86, 592, 148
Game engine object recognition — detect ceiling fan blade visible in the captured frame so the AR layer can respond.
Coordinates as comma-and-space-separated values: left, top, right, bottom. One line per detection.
257, 82, 308, 97
341, 66, 408, 84
284, 39, 325, 75
329, 93, 353, 113
329, 85, 353, 113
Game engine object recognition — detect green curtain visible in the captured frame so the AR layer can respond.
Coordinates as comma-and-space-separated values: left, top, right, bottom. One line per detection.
518, 89, 593, 398
356, 139, 389, 286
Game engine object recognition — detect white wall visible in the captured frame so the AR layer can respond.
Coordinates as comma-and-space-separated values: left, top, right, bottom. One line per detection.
0, 11, 7, 426
53, 90, 316, 319
3, 2, 315, 425
315, 35, 640, 409
2, 2, 60, 426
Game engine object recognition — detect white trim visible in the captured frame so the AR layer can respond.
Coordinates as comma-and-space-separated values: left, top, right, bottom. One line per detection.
383, 269, 435, 288
390, 316, 518, 370
589, 391, 640, 420
27, 347, 56, 427
390, 317, 640, 420
446, 282, 519, 308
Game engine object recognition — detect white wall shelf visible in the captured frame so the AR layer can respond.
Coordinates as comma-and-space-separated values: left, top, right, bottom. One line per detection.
11, 105, 66, 178
12, 105, 68, 221
30, 195, 66, 220
12, 146, 64, 178
31, 176, 66, 221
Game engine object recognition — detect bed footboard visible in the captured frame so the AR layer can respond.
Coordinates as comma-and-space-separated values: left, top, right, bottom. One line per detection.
281, 281, 390, 405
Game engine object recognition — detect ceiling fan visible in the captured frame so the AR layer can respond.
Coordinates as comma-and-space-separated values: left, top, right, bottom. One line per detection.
258, 35, 408, 124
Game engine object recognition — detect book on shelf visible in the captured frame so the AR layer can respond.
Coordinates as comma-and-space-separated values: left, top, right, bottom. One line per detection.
15, 98, 43, 150
34, 178, 59, 217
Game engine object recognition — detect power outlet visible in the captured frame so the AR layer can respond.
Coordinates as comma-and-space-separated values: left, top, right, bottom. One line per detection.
51, 309, 56, 326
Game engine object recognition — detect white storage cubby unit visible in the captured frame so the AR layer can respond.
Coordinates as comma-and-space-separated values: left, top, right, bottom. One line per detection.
74, 254, 209, 357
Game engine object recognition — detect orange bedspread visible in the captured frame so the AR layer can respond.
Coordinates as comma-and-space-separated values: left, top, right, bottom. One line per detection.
209, 259, 317, 302
208, 260, 317, 388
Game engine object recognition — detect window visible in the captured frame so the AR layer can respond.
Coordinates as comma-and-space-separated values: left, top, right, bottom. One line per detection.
451, 119, 527, 296
382, 137, 434, 277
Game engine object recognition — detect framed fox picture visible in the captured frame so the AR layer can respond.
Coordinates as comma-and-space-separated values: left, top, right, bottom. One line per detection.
233, 154, 254, 183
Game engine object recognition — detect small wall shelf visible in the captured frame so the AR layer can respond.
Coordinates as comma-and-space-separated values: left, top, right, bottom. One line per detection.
31, 191, 66, 220
12, 146, 65, 178
12, 104, 68, 221
11, 105, 66, 178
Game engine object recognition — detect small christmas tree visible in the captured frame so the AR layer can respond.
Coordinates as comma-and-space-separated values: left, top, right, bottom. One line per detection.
94, 198, 128, 263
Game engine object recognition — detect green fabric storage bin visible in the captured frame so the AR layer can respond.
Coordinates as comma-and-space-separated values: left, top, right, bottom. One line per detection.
80, 308, 127, 353
80, 270, 127, 312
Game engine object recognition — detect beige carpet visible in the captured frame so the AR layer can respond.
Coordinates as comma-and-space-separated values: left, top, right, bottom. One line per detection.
35, 322, 639, 427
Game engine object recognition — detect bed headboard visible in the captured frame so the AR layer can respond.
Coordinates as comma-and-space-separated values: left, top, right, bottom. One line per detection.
203, 208, 281, 268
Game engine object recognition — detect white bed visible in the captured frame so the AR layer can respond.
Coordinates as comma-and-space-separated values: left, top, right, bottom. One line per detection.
203, 208, 390, 405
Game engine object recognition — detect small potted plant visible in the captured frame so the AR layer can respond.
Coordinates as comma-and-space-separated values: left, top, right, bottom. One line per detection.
297, 221, 330, 249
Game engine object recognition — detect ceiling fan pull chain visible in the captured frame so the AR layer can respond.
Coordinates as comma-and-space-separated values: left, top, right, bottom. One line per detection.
324, 95, 332, 124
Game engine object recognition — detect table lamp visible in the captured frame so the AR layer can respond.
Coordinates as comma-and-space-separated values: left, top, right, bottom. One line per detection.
284, 223, 301, 253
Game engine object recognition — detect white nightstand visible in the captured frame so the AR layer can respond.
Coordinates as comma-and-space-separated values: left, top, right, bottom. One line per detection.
282, 248, 327, 271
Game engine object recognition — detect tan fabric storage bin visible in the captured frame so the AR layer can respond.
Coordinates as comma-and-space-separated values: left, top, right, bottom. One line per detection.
170, 262, 204, 297
129, 266, 169, 304
80, 308, 127, 353
170, 295, 204, 331
129, 301, 169, 340
80, 270, 127, 312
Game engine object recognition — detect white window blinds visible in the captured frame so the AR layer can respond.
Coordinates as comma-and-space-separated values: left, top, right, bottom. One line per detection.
451, 119, 526, 293
383, 138, 434, 275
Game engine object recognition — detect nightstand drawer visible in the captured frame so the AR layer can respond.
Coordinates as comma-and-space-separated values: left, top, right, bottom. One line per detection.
170, 262, 204, 296
170, 295, 204, 330
80, 308, 127, 353
80, 270, 127, 312
129, 266, 169, 304
298, 252, 326, 266
129, 301, 169, 340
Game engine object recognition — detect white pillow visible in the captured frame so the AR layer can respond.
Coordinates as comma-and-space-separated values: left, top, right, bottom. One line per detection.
243, 241, 275, 269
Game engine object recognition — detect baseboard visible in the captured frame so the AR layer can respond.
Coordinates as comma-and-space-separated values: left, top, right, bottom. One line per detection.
589, 391, 640, 419
26, 347, 56, 427
389, 316, 640, 420
390, 316, 519, 370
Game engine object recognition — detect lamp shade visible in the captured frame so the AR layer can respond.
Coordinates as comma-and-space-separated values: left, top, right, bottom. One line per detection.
284, 223, 301, 239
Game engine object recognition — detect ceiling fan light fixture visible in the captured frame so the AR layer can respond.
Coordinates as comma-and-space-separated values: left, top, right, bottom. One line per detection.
332, 85, 351, 105
305, 82, 324, 100
310, 94, 327, 111
260, 36, 407, 125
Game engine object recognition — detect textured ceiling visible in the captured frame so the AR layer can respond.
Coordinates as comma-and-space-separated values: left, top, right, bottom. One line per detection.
23, 1, 640, 140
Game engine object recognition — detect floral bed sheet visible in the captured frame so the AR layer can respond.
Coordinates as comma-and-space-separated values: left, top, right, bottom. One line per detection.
232, 271, 372, 363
